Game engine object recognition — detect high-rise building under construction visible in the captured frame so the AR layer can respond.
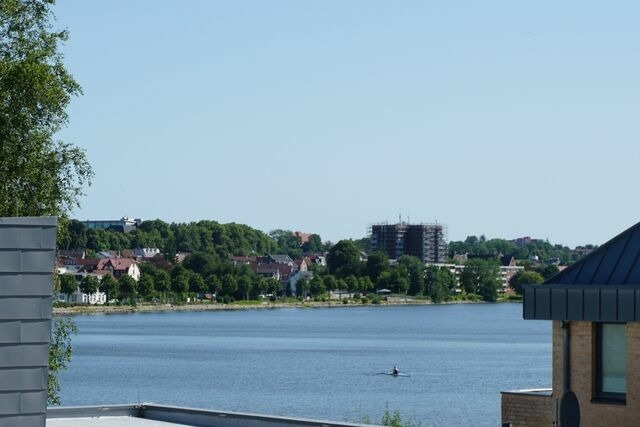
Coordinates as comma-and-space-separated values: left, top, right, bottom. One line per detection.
370, 222, 447, 263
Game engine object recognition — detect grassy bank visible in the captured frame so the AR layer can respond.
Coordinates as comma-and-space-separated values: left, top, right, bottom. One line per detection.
53, 293, 521, 316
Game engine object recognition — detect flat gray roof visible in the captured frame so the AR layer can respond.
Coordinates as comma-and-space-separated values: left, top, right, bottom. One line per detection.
46, 404, 379, 427
47, 417, 184, 427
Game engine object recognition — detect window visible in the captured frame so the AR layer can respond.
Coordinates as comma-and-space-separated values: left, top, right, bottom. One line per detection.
596, 323, 627, 401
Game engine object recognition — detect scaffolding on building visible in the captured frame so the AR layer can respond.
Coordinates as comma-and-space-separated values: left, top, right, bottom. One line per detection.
368, 221, 448, 263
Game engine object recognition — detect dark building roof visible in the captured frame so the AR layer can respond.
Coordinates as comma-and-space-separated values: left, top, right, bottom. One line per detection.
500, 255, 515, 267
524, 221, 640, 322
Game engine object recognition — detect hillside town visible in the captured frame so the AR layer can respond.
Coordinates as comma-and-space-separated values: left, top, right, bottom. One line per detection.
54, 216, 594, 307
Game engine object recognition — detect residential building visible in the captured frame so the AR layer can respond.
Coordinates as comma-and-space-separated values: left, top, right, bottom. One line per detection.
510, 236, 540, 247
58, 256, 141, 282
427, 259, 523, 291
84, 216, 141, 233
294, 231, 312, 243
95, 258, 141, 281
308, 254, 327, 266
231, 254, 302, 294
134, 247, 162, 258
59, 282, 107, 305
370, 222, 447, 263
289, 270, 314, 296
499, 255, 522, 290
502, 221, 640, 427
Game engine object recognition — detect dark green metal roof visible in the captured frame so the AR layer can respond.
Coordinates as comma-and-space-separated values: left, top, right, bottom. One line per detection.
524, 221, 640, 321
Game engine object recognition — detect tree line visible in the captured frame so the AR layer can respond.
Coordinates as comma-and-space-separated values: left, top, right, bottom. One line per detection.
58, 220, 329, 259
448, 235, 591, 265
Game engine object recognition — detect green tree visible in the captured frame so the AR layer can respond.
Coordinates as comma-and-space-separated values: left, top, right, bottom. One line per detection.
359, 276, 374, 293
207, 274, 222, 295
188, 273, 206, 296
154, 269, 171, 294
79, 275, 99, 299
58, 220, 87, 250
0, 0, 93, 217
345, 275, 359, 293
269, 229, 303, 259
170, 264, 190, 296
265, 278, 281, 296
138, 273, 155, 298
376, 267, 409, 295
59, 274, 77, 296
301, 233, 324, 253
398, 255, 425, 296
327, 240, 362, 278
351, 237, 371, 254
237, 275, 252, 300
366, 250, 390, 283
323, 275, 338, 294
99, 274, 118, 302
509, 270, 544, 294
309, 275, 326, 296
460, 259, 500, 301
221, 273, 238, 297
48, 317, 77, 405
478, 275, 500, 302
118, 274, 138, 301
0, 1, 90, 405
425, 266, 454, 303
296, 278, 310, 297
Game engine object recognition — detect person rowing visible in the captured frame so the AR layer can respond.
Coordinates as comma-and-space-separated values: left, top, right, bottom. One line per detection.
392, 366, 398, 375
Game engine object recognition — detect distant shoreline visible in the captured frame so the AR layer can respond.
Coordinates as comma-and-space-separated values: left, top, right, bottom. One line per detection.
52, 299, 433, 316
51, 297, 507, 316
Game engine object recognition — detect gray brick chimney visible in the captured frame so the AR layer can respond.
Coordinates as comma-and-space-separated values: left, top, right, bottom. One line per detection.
0, 217, 57, 427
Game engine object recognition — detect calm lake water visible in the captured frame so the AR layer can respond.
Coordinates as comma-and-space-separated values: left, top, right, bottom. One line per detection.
57, 303, 551, 426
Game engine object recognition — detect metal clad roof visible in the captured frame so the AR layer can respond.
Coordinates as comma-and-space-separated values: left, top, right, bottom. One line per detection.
524, 284, 640, 321
609, 226, 640, 284
591, 233, 628, 283
552, 261, 581, 285
574, 247, 606, 284
525, 221, 640, 321
546, 222, 640, 286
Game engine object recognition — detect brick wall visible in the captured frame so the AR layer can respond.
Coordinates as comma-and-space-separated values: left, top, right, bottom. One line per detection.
0, 217, 57, 427
501, 391, 553, 427
552, 321, 640, 427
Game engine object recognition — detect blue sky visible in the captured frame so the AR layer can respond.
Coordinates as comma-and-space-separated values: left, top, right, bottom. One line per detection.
54, 1, 640, 247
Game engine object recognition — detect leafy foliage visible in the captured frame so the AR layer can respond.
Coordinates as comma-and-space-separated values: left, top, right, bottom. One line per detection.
459, 258, 500, 301
0, 0, 92, 217
79, 275, 99, 296
449, 235, 585, 265
366, 250, 389, 283
509, 270, 544, 294
48, 317, 77, 405
425, 265, 454, 303
380, 405, 420, 427
327, 240, 362, 278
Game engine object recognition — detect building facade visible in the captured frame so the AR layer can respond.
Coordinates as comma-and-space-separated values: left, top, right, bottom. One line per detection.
84, 216, 141, 232
370, 222, 447, 263
502, 221, 640, 427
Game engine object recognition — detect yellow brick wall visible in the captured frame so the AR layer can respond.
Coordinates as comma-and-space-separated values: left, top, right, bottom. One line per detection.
501, 392, 553, 427
551, 321, 640, 427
